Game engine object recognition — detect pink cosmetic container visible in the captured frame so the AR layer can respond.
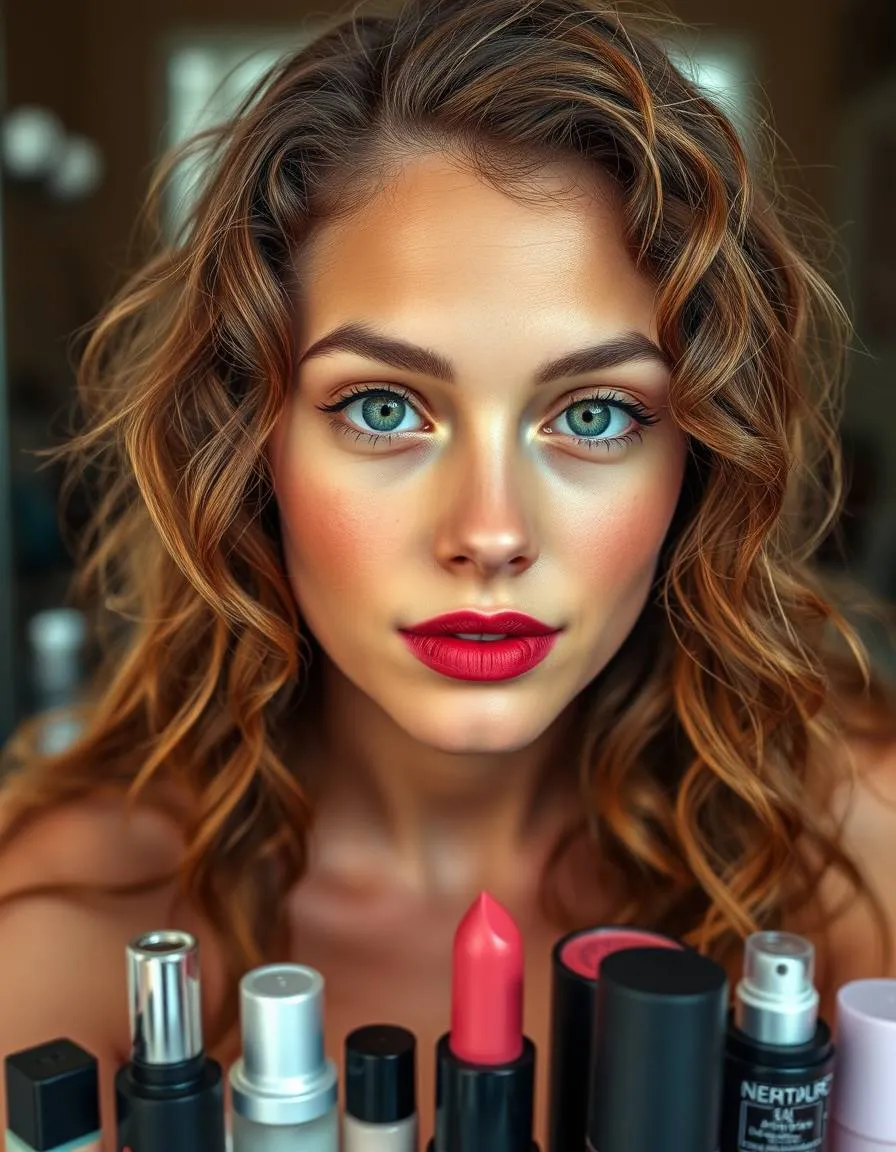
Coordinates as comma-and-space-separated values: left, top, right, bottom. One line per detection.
831, 979, 896, 1150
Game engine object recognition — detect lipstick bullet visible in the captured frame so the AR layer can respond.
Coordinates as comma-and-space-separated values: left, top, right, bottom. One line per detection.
427, 891, 537, 1152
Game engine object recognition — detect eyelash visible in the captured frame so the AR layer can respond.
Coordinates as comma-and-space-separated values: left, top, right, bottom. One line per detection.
316, 383, 660, 451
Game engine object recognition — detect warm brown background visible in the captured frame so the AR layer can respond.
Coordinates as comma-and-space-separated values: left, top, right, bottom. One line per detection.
3, 0, 895, 728
1, 0, 850, 399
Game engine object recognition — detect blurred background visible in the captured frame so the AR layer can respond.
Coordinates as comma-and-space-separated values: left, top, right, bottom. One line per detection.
0, 0, 894, 744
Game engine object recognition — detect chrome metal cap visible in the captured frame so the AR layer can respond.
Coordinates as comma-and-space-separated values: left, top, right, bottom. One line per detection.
126, 929, 204, 1065
735, 931, 819, 1046
229, 964, 338, 1126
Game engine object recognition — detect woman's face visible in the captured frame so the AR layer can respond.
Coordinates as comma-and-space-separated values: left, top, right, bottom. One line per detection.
270, 152, 688, 754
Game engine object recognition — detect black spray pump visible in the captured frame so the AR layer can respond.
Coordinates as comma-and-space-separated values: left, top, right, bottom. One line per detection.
720, 932, 834, 1152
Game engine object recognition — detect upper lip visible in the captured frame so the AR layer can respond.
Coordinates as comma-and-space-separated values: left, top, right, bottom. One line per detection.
402, 611, 559, 636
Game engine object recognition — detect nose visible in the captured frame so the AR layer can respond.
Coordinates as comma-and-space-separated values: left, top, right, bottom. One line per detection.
433, 432, 539, 581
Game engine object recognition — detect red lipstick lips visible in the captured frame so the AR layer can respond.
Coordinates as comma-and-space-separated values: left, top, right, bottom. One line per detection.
428, 892, 537, 1152
400, 612, 559, 683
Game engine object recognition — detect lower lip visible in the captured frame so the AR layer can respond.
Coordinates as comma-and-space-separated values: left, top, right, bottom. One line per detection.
548, 926, 683, 1152
399, 632, 558, 682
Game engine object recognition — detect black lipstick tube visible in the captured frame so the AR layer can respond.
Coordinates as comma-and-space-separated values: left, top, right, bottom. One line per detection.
720, 932, 834, 1152
425, 1034, 537, 1152
114, 929, 226, 1152
587, 947, 729, 1152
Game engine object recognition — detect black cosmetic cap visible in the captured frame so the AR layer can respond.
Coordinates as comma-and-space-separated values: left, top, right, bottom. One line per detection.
5, 1037, 100, 1151
345, 1024, 417, 1124
433, 1032, 535, 1152
547, 927, 683, 1152
588, 947, 729, 1152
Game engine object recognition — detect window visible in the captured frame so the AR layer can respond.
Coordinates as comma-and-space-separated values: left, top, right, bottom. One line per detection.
163, 31, 316, 232
667, 37, 757, 147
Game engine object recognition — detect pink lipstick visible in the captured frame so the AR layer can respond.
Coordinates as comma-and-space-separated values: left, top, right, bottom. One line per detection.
427, 892, 537, 1151
400, 612, 559, 682
450, 891, 524, 1065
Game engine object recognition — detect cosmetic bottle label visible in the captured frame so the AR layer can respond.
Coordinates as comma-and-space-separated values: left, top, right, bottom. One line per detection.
735, 1075, 833, 1150
585, 1145, 719, 1152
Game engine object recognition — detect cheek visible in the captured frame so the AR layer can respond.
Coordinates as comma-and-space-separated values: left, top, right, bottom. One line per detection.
566, 455, 685, 596
274, 465, 406, 597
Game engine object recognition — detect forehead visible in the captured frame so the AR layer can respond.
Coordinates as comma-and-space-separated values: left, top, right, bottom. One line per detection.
295, 152, 659, 343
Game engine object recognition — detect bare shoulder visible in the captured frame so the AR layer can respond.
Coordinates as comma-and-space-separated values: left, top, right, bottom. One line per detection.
0, 791, 223, 1148
808, 723, 896, 1003
0, 789, 187, 899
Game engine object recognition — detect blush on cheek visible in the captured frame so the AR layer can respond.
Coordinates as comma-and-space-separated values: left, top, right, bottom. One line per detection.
575, 477, 680, 613
277, 475, 364, 585
275, 465, 411, 604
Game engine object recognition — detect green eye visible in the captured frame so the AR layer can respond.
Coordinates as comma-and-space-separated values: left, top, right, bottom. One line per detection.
562, 400, 614, 438
321, 387, 426, 436
359, 394, 410, 433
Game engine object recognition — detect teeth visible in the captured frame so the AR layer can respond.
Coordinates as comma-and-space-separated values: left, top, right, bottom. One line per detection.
454, 633, 508, 641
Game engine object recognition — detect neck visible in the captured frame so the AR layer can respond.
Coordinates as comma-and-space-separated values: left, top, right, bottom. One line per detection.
296, 656, 584, 903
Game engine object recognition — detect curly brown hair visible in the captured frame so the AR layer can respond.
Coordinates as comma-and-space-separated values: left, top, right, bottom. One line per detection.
2, 0, 894, 1049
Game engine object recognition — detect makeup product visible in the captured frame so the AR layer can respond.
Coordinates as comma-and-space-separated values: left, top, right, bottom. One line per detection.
399, 611, 560, 682
547, 925, 683, 1152
5, 1038, 100, 1152
427, 891, 537, 1152
587, 946, 729, 1152
344, 1025, 417, 1152
229, 964, 338, 1152
720, 932, 834, 1152
830, 979, 896, 1151
115, 929, 226, 1152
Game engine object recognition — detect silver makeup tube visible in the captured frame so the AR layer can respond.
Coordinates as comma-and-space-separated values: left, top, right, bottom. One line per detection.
229, 964, 339, 1152
128, 929, 204, 1063
115, 929, 226, 1152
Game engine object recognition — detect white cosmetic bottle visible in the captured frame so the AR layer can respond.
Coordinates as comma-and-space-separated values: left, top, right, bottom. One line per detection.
230, 964, 339, 1152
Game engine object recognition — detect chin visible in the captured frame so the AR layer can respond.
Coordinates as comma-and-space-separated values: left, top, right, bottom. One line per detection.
384, 693, 567, 755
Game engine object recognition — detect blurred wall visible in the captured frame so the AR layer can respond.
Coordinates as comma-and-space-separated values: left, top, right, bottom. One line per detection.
4, 0, 842, 382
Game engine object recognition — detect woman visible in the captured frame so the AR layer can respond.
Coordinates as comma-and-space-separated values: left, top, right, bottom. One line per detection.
1, 0, 895, 1144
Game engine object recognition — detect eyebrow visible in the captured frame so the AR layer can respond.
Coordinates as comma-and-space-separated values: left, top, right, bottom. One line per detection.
298, 322, 672, 385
